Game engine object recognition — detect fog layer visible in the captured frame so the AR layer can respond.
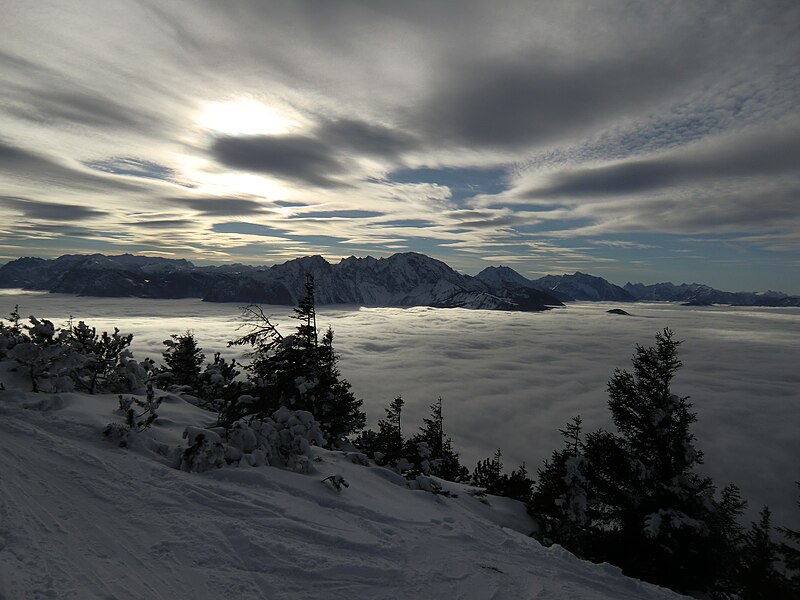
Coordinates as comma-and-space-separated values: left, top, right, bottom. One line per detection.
2, 292, 797, 528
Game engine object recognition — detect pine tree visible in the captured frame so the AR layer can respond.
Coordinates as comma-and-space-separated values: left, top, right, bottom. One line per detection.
227, 275, 364, 445
314, 326, 365, 445
373, 396, 405, 464
779, 483, 800, 594
161, 331, 205, 391
531, 416, 590, 550
736, 507, 792, 599
472, 449, 506, 494
407, 398, 469, 482
583, 329, 722, 593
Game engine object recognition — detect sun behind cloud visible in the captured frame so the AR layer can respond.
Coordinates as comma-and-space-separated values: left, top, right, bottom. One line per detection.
197, 98, 300, 136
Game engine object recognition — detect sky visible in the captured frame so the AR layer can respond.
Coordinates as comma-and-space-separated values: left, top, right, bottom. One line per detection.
1, 1, 799, 292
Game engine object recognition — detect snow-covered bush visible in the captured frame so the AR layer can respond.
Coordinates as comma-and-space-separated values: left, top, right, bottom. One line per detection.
321, 474, 349, 492
224, 407, 324, 473
0, 305, 26, 358
7, 317, 84, 392
67, 322, 146, 394
104, 383, 163, 447
2, 313, 148, 394
181, 427, 226, 473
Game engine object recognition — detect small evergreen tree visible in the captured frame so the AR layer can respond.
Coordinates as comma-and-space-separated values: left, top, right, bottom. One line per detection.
409, 398, 469, 482
374, 396, 405, 464
531, 416, 590, 549
227, 274, 364, 446
736, 507, 792, 599
161, 331, 205, 391
68, 322, 136, 394
472, 449, 506, 493
779, 483, 800, 593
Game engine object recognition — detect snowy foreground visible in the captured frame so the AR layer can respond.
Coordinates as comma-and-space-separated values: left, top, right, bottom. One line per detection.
0, 371, 683, 599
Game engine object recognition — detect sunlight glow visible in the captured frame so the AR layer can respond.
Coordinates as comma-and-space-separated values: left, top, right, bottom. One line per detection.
197, 98, 299, 136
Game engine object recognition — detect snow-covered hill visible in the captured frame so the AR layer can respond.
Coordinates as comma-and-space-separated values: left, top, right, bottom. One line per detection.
0, 364, 683, 599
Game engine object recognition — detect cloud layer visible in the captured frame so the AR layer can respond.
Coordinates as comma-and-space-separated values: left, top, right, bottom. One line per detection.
0, 1, 798, 290
5, 292, 798, 530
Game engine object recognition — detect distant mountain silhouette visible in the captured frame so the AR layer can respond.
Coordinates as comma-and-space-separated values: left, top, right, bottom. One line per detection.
0, 252, 563, 312
623, 281, 800, 307
2, 252, 797, 308
476, 266, 634, 301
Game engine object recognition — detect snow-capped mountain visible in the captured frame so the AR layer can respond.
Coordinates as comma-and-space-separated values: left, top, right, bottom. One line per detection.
623, 281, 800, 307
0, 252, 564, 312
476, 266, 634, 302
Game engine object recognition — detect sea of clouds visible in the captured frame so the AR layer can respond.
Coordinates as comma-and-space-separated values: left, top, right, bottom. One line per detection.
2, 290, 798, 529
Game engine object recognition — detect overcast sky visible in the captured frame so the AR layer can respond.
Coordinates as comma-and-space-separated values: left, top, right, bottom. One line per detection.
1, 1, 799, 291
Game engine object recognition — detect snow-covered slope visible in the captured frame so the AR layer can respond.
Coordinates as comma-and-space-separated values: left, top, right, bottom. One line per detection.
0, 368, 682, 599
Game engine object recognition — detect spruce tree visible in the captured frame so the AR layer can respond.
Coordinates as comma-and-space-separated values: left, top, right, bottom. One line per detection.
314, 326, 365, 445
373, 396, 405, 464
472, 449, 506, 494
737, 507, 791, 599
162, 331, 205, 391
409, 398, 469, 482
228, 275, 364, 445
779, 483, 800, 592
584, 329, 721, 593
531, 416, 590, 550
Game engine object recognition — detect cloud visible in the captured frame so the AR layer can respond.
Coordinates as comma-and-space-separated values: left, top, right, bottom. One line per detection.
84, 157, 177, 182
209, 118, 417, 187
0, 139, 142, 193
524, 122, 800, 199
170, 197, 270, 216
5, 292, 798, 530
420, 49, 704, 150
288, 210, 384, 220
315, 118, 416, 159
130, 219, 196, 229
0, 196, 107, 221
210, 134, 347, 188
7, 86, 153, 130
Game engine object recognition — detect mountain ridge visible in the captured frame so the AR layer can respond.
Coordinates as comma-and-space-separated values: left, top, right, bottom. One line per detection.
0, 252, 564, 312
1, 252, 797, 307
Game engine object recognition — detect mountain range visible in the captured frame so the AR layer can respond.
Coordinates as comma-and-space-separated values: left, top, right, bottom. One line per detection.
1, 252, 798, 309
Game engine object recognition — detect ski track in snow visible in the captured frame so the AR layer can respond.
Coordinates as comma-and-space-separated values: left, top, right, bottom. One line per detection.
0, 387, 684, 600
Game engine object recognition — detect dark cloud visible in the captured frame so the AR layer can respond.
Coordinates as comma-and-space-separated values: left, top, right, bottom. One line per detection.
0, 139, 142, 192
315, 118, 416, 159
84, 157, 176, 182
420, 49, 706, 150
170, 197, 269, 216
12, 88, 150, 130
288, 210, 383, 219
0, 196, 107, 221
525, 123, 800, 199
210, 134, 346, 188
131, 219, 195, 229
209, 118, 416, 187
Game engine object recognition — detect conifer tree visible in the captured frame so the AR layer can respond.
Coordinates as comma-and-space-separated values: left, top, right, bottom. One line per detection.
779, 483, 800, 591
313, 326, 365, 445
736, 507, 792, 599
472, 449, 505, 493
531, 416, 590, 549
228, 274, 364, 445
161, 331, 205, 391
581, 329, 734, 593
409, 398, 469, 482
372, 396, 405, 464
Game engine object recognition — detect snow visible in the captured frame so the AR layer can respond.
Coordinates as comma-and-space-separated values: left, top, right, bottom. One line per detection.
0, 363, 685, 599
